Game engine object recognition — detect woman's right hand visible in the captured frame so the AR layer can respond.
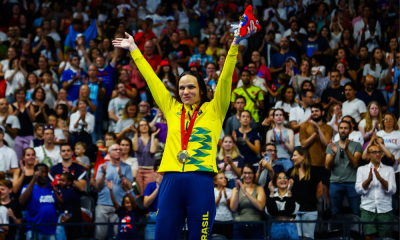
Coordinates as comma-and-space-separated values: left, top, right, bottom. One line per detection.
268, 181, 275, 194
112, 32, 138, 52
232, 131, 237, 142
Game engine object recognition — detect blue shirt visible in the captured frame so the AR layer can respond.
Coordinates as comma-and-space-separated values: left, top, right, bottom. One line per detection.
301, 37, 330, 55
269, 51, 299, 69
87, 80, 106, 117
61, 69, 88, 101
234, 129, 261, 164
49, 162, 87, 188
96, 162, 134, 206
57, 187, 80, 213
22, 183, 57, 234
393, 66, 400, 90
98, 65, 115, 97
143, 182, 158, 212
355, 89, 387, 108
115, 208, 138, 239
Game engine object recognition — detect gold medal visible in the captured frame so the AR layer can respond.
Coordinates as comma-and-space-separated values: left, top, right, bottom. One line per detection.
177, 150, 190, 163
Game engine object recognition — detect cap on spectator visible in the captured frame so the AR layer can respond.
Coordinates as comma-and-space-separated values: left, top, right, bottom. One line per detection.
145, 15, 153, 21
189, 62, 198, 68
42, 125, 55, 133
193, 10, 201, 16
166, 16, 175, 22
76, 33, 85, 40
0, 125, 4, 134
286, 56, 297, 64
160, 60, 171, 67
208, 22, 216, 27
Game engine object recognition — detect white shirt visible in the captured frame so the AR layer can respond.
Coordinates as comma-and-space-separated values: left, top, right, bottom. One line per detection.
283, 28, 307, 37
117, 4, 131, 18
263, 8, 287, 36
150, 14, 167, 37
377, 130, 400, 166
358, 119, 379, 134
273, 101, 299, 115
0, 206, 9, 232
4, 70, 26, 97
0, 115, 20, 149
0, 145, 18, 181
69, 111, 95, 134
353, 20, 381, 42
342, 98, 367, 122
334, 131, 364, 146
356, 30, 381, 52
34, 145, 62, 166
0, 31, 7, 42
355, 162, 396, 213
289, 106, 312, 147
214, 187, 233, 221
0, 59, 9, 73
41, 83, 59, 109
237, 76, 268, 93
54, 129, 66, 142
73, 12, 89, 22
122, 157, 139, 177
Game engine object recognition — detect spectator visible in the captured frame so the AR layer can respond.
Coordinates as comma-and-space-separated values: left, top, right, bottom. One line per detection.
262, 0, 287, 35
363, 48, 392, 103
115, 100, 142, 141
139, 101, 154, 122
188, 42, 214, 74
149, 108, 168, 145
250, 50, 272, 82
225, 96, 256, 136
353, 6, 381, 42
359, 102, 383, 146
342, 82, 367, 122
301, 22, 331, 58
333, 61, 355, 85
70, 85, 98, 114
96, 51, 118, 99
361, 134, 395, 167
0, 47, 18, 80
74, 142, 90, 170
327, 104, 342, 138
269, 38, 299, 81
133, 120, 159, 195
34, 126, 62, 167
61, 53, 88, 102
289, 90, 314, 148
69, 98, 95, 147
19, 163, 57, 240
134, 21, 156, 52
95, 144, 134, 240
231, 70, 264, 123
216, 135, 245, 189
266, 171, 299, 239
53, 88, 72, 113
30, 124, 45, 148
274, 85, 299, 114
51, 171, 81, 240
266, 109, 295, 171
34, 57, 59, 85
0, 125, 18, 181
143, 162, 162, 240
47, 114, 67, 145
105, 177, 138, 240
0, 179, 21, 240
288, 148, 322, 239
40, 71, 59, 109
0, 98, 20, 149
238, 62, 268, 94
40, 36, 63, 67
5, 57, 28, 104
118, 136, 138, 179
108, 83, 130, 132
356, 75, 387, 112
359, 18, 381, 53
355, 144, 396, 239
300, 103, 333, 209
55, 104, 70, 132
232, 111, 261, 166
162, 32, 191, 65
377, 113, 400, 162
312, 3, 331, 32
255, 143, 284, 196
31, 86, 51, 124
326, 121, 363, 216
292, 58, 313, 92
321, 69, 346, 111
12, 148, 36, 198
143, 41, 162, 72
294, 80, 320, 104
212, 172, 233, 238
334, 115, 364, 145
230, 163, 266, 239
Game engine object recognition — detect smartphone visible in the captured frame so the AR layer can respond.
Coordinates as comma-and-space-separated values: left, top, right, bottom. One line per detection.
264, 152, 270, 163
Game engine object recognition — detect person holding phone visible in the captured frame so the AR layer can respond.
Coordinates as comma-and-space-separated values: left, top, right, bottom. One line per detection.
216, 135, 245, 189
266, 108, 295, 171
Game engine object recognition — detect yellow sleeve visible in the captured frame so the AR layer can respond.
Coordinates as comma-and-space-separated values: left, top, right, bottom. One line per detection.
130, 49, 175, 114
212, 45, 238, 118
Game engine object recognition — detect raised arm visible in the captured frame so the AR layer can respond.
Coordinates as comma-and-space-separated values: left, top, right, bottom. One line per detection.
113, 33, 174, 113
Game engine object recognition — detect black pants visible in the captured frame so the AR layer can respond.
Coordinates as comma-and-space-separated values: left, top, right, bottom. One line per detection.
72, 132, 93, 147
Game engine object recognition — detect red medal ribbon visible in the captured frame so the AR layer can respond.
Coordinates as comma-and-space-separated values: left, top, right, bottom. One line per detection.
181, 106, 200, 150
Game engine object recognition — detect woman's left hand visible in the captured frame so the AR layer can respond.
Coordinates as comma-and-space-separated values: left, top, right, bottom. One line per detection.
152, 128, 161, 138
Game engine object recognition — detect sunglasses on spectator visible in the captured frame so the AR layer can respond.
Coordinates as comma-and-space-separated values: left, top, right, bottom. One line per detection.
369, 151, 384, 155
43, 125, 54, 133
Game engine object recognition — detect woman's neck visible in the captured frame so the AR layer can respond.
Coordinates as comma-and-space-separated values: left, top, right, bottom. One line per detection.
216, 185, 224, 190
275, 123, 285, 129
385, 127, 393, 133
121, 153, 129, 160
278, 188, 288, 197
141, 133, 149, 138
347, 96, 355, 102
300, 72, 308, 77
371, 116, 378, 121
29, 83, 37, 88
240, 125, 251, 131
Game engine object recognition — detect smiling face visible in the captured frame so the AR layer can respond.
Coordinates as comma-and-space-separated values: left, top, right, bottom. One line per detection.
291, 150, 305, 166
179, 75, 202, 106
222, 136, 234, 151
275, 172, 289, 190
242, 167, 254, 183
139, 120, 149, 134
251, 51, 261, 63
214, 173, 227, 187
120, 139, 131, 155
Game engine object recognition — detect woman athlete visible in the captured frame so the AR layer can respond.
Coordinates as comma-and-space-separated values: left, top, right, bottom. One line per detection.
113, 21, 258, 240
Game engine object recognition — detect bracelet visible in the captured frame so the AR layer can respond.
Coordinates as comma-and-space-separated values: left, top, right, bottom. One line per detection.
125, 190, 131, 194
